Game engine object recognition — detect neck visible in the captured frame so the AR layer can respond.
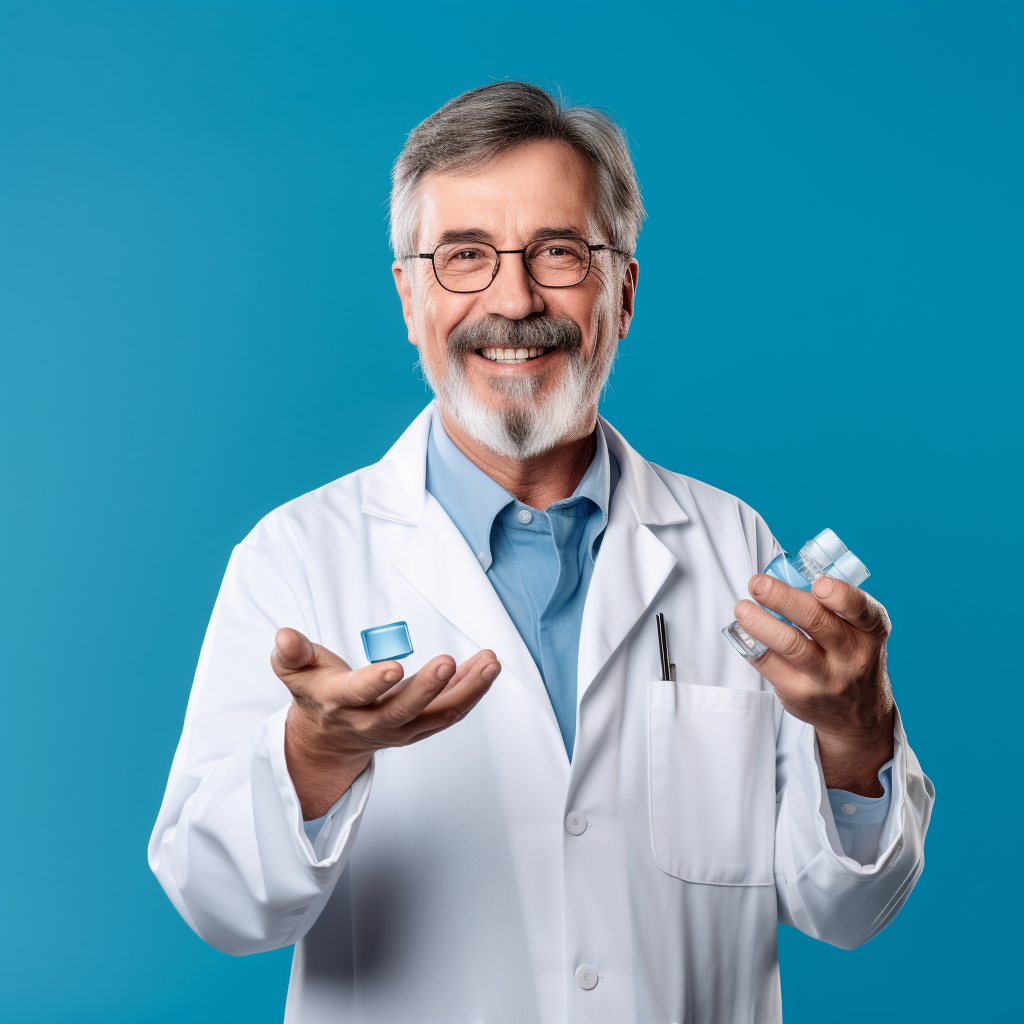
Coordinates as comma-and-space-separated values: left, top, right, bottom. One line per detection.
438, 406, 599, 511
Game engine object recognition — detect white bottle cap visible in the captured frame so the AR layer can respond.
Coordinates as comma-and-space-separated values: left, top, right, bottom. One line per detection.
812, 528, 848, 564
832, 550, 870, 586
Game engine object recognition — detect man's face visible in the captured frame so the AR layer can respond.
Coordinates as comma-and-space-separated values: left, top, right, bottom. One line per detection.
393, 140, 639, 459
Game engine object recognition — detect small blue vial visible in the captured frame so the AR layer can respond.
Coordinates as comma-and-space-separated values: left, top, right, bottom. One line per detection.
723, 529, 870, 660
360, 621, 414, 664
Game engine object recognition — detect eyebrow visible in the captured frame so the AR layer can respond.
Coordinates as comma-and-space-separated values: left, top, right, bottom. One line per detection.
431, 226, 589, 249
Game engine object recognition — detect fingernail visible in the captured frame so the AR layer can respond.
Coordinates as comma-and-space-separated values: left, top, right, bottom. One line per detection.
482, 662, 501, 682
438, 662, 455, 681
383, 669, 399, 683
749, 575, 769, 597
813, 576, 835, 597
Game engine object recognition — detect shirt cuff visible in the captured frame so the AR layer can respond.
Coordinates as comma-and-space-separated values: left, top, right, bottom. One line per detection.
826, 760, 893, 865
302, 789, 352, 845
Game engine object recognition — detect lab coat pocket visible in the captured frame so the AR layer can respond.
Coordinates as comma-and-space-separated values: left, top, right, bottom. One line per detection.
649, 681, 776, 886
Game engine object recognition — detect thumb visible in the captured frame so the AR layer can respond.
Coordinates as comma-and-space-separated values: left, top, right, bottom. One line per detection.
272, 627, 316, 673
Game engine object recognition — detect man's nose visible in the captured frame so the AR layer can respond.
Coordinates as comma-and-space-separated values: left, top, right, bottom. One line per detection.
481, 254, 545, 320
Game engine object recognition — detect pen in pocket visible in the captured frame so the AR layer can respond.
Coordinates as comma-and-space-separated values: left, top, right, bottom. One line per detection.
656, 613, 676, 681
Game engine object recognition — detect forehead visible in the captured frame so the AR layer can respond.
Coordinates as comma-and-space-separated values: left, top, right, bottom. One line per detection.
415, 140, 596, 247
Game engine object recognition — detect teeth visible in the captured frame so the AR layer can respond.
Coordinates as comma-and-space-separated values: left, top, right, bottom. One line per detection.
479, 346, 547, 363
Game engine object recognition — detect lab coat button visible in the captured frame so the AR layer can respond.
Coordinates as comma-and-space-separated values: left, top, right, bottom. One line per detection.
575, 965, 598, 990
517, 508, 533, 524
565, 811, 587, 836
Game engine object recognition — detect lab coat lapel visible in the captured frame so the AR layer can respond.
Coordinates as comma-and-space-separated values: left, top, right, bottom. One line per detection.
393, 498, 555, 724
362, 406, 557, 732
576, 419, 689, 702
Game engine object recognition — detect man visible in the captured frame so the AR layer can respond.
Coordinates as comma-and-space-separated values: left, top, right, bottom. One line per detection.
150, 82, 933, 1024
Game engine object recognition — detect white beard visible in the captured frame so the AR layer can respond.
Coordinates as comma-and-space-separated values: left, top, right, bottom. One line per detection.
420, 337, 618, 461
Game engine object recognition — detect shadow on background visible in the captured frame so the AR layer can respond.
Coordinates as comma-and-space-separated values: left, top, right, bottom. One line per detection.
1, 2, 1020, 1022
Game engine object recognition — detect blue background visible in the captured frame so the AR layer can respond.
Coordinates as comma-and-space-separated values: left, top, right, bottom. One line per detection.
1, 2, 1020, 1021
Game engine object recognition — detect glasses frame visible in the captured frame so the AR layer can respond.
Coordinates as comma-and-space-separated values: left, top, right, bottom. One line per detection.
406, 237, 632, 294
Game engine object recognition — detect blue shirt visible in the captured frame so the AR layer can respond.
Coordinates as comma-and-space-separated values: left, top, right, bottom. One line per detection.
305, 406, 892, 863
424, 405, 616, 760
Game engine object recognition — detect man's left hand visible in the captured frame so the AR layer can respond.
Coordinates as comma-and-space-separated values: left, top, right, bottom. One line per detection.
734, 574, 895, 796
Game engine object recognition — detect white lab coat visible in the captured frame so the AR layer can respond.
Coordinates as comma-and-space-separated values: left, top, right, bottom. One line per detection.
149, 406, 934, 1024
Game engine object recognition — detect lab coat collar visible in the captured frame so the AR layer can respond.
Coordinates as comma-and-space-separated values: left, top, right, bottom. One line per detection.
362, 403, 689, 531
596, 415, 689, 529
360, 405, 433, 524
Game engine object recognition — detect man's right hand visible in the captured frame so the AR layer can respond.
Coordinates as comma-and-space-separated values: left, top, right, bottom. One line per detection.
272, 627, 501, 820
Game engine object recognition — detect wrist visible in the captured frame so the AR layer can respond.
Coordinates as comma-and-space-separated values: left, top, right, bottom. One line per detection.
285, 704, 373, 818
816, 711, 895, 797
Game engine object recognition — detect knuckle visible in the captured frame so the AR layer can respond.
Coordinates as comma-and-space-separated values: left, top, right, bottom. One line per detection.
444, 707, 467, 727
807, 604, 833, 635
775, 629, 805, 658
351, 715, 378, 741
845, 648, 875, 681
381, 705, 409, 729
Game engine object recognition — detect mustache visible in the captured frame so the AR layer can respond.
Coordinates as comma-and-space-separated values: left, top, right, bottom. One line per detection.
447, 315, 583, 354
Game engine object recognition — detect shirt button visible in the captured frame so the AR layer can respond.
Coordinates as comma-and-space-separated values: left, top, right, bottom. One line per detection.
575, 965, 598, 990
841, 803, 857, 815
517, 508, 533, 524
565, 811, 587, 836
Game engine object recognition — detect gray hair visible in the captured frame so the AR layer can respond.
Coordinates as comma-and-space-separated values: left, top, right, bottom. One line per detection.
389, 82, 645, 259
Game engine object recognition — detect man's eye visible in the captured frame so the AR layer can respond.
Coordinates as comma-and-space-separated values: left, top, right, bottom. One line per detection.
455, 249, 481, 260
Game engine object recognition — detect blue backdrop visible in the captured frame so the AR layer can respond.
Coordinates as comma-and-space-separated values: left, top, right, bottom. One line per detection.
1, 2, 1020, 1022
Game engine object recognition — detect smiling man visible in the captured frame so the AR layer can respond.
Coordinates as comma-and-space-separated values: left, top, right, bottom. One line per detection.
150, 83, 934, 1024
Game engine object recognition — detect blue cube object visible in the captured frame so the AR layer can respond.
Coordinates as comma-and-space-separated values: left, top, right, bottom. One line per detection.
360, 621, 414, 663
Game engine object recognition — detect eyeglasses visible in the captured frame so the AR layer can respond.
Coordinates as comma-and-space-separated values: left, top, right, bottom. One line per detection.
407, 236, 630, 294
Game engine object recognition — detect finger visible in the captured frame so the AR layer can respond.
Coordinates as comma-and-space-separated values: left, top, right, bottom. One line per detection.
419, 655, 501, 718
376, 655, 458, 723
272, 628, 316, 671
734, 599, 824, 672
811, 575, 890, 635
343, 660, 408, 706
395, 650, 493, 709
401, 657, 501, 741
273, 628, 354, 674
272, 630, 358, 705
271, 628, 406, 710
439, 649, 492, 692
747, 575, 851, 650
745, 644, 816, 703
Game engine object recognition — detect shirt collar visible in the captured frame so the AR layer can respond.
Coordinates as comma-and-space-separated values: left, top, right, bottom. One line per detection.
424, 403, 614, 571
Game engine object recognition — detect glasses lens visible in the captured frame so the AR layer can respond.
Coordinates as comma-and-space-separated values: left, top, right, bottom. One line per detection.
432, 242, 498, 292
525, 237, 591, 287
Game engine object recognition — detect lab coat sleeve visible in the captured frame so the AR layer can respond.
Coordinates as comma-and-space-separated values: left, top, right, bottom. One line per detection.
148, 538, 374, 956
773, 706, 934, 949
751, 512, 935, 948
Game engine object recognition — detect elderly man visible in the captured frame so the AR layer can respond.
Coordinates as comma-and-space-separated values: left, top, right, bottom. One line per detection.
150, 82, 933, 1024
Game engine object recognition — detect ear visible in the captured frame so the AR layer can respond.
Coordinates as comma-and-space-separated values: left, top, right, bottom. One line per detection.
392, 260, 420, 347
617, 258, 639, 340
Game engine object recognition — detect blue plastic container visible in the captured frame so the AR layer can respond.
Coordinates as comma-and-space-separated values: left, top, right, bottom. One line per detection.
360, 621, 414, 663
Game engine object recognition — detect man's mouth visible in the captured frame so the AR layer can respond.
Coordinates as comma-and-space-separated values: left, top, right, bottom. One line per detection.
476, 346, 549, 364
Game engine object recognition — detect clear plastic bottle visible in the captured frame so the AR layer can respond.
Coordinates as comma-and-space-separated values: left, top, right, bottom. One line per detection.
723, 528, 870, 660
